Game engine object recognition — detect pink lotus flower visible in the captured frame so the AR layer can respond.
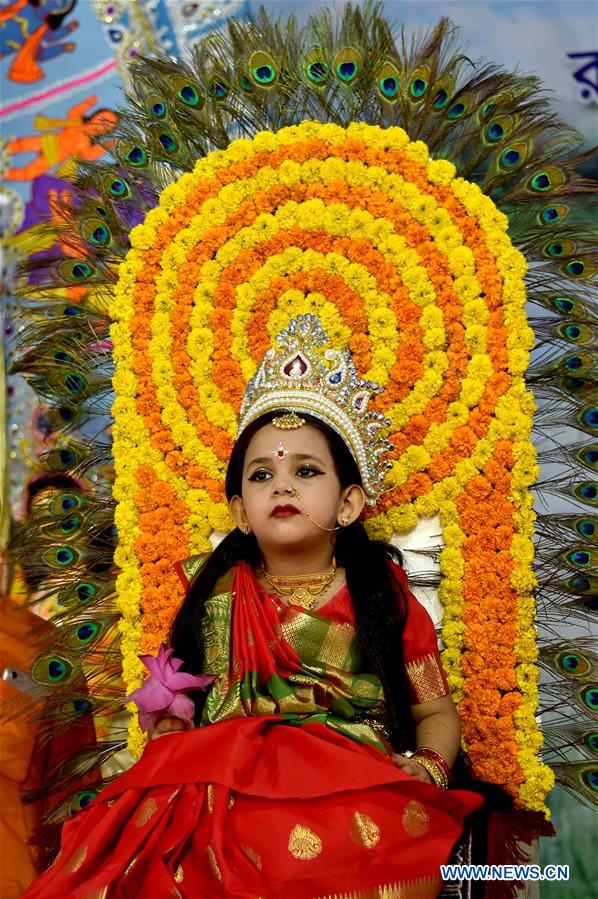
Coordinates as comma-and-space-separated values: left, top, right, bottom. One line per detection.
124, 644, 216, 732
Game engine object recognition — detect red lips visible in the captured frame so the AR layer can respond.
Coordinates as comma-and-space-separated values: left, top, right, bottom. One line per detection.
271, 504, 300, 517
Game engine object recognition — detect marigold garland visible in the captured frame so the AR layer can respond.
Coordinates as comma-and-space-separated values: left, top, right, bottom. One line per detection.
111, 121, 551, 810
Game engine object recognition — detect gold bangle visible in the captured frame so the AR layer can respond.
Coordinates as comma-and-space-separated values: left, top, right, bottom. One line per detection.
412, 756, 448, 790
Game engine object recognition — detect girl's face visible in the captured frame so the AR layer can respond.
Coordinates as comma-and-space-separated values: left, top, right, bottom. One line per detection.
233, 423, 351, 555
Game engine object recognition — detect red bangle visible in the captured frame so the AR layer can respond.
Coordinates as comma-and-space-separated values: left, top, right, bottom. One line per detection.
413, 747, 451, 780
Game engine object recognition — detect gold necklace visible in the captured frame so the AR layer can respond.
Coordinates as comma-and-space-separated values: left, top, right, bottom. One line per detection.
259, 559, 337, 610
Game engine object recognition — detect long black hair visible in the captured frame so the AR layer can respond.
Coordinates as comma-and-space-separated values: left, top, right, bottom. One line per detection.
170, 411, 416, 751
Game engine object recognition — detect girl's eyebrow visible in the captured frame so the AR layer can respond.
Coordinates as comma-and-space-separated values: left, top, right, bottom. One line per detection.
247, 453, 326, 467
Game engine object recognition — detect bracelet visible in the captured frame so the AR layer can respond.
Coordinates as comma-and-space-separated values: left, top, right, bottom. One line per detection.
413, 747, 451, 781
411, 756, 449, 790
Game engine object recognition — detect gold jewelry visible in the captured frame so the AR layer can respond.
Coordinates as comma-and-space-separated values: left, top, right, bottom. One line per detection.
411, 756, 448, 790
289, 487, 341, 532
259, 558, 337, 609
272, 412, 305, 430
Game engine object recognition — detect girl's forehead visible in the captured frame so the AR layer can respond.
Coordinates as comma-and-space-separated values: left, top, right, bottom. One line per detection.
245, 422, 330, 458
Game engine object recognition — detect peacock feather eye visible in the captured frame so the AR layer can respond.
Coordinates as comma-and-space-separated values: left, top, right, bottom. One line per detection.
563, 547, 595, 569
566, 574, 593, 594
433, 88, 450, 108
54, 350, 74, 364
158, 130, 178, 153
555, 322, 593, 344
58, 448, 75, 467
64, 372, 87, 393
561, 376, 589, 394
486, 121, 505, 141
544, 238, 576, 260
76, 582, 97, 603
538, 203, 568, 225
73, 698, 93, 714
238, 73, 253, 92
76, 622, 100, 643
431, 73, 454, 111
59, 260, 93, 281
248, 50, 278, 88
582, 768, 598, 791
447, 100, 467, 119
580, 686, 598, 713
554, 651, 591, 677
49, 659, 68, 680
333, 47, 363, 84
302, 46, 329, 87
147, 94, 167, 119
528, 165, 567, 193
586, 732, 598, 753
308, 61, 328, 83
172, 76, 203, 108
88, 223, 111, 246
35, 655, 73, 683
376, 61, 400, 102
564, 259, 586, 277
58, 405, 75, 422
72, 791, 97, 812
96, 205, 108, 219
557, 351, 592, 374
484, 113, 515, 144
572, 481, 598, 504
499, 147, 522, 169
60, 516, 80, 535
574, 518, 596, 540
577, 446, 598, 470
105, 176, 130, 199
125, 145, 148, 167
207, 78, 229, 100
410, 76, 428, 98
55, 546, 76, 565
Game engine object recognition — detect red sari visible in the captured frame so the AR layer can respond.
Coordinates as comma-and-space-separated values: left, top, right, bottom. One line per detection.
24, 561, 481, 898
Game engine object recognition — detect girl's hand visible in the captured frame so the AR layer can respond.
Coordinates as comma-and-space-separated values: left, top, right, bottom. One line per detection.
391, 753, 434, 785
149, 716, 193, 740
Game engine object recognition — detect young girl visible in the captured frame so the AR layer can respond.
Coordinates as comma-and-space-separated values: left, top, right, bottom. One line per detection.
24, 315, 481, 898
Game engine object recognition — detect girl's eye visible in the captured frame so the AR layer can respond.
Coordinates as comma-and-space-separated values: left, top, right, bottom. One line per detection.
297, 466, 322, 477
248, 469, 272, 482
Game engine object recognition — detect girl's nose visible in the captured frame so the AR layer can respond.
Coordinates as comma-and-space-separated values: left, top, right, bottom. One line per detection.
272, 478, 294, 496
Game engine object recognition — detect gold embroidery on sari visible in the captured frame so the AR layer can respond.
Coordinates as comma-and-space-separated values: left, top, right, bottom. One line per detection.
206, 783, 215, 813
202, 593, 234, 672
241, 843, 262, 870
206, 845, 223, 881
317, 621, 356, 669
405, 654, 447, 704
227, 791, 235, 810
65, 845, 88, 873
174, 864, 184, 883
350, 810, 380, 848
288, 824, 322, 860
135, 797, 158, 828
167, 788, 180, 805
123, 857, 138, 878
402, 801, 430, 838
85, 888, 108, 899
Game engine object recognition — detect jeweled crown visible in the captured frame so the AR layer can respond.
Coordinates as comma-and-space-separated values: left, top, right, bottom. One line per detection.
237, 314, 393, 504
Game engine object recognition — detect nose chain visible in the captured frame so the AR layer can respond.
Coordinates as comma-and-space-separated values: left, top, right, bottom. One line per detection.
288, 487, 342, 532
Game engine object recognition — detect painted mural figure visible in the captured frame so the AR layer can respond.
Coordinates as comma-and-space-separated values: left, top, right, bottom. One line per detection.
0, 0, 78, 83
5, 95, 118, 181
